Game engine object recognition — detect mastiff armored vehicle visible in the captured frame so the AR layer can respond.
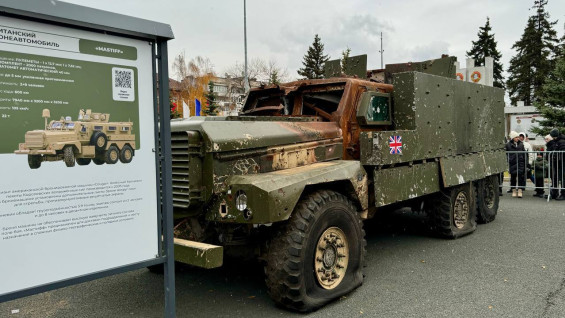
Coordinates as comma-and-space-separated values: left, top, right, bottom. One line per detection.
15, 109, 135, 169
166, 56, 506, 311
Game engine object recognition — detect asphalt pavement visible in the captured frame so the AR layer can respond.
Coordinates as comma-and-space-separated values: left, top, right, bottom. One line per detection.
1, 188, 564, 318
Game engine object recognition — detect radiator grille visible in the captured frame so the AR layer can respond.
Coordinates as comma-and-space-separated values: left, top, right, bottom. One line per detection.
171, 131, 202, 209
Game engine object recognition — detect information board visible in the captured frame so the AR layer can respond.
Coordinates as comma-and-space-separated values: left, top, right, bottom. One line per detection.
0, 16, 158, 296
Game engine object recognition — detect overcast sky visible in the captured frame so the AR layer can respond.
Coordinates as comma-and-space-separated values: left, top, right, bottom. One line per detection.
63, 0, 564, 81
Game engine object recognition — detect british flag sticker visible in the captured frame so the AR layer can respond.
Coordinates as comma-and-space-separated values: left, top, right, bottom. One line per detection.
389, 136, 402, 154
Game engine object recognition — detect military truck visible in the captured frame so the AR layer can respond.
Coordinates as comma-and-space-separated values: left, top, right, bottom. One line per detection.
166, 56, 505, 311
15, 109, 136, 169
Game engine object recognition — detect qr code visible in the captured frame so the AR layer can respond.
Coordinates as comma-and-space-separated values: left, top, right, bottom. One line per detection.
114, 69, 132, 88
112, 67, 135, 101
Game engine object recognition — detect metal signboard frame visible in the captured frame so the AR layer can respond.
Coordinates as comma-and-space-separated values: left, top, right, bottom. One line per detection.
0, 1, 176, 317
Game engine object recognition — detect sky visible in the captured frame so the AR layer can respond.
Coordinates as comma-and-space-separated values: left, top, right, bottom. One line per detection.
62, 0, 564, 82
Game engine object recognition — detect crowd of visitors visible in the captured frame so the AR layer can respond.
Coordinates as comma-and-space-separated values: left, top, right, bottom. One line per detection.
505, 129, 565, 200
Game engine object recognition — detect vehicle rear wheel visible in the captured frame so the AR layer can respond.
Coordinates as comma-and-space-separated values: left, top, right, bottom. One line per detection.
477, 175, 499, 224
264, 190, 366, 312
76, 158, 91, 166
90, 131, 107, 152
63, 146, 75, 167
28, 155, 42, 169
119, 144, 134, 163
427, 183, 477, 238
92, 157, 105, 165
105, 145, 119, 164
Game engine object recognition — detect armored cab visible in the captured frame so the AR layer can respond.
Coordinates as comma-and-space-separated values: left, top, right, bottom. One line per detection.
15, 108, 136, 169
166, 56, 506, 312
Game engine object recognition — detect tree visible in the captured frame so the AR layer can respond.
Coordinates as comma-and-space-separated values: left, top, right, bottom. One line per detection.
340, 47, 351, 75
466, 17, 505, 88
531, 54, 565, 136
202, 81, 219, 116
225, 58, 289, 85
265, 60, 288, 85
506, 0, 559, 105
297, 34, 329, 79
170, 53, 215, 116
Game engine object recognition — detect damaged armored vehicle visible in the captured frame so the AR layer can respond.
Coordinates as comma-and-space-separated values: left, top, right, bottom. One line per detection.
165, 56, 505, 311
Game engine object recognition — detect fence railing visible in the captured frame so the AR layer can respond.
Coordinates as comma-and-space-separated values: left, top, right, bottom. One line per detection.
504, 150, 565, 200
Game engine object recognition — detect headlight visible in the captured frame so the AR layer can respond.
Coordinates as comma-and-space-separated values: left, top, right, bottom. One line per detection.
235, 190, 247, 211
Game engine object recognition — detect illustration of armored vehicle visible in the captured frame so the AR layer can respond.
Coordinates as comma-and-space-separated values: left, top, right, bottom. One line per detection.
15, 109, 135, 169
164, 56, 506, 311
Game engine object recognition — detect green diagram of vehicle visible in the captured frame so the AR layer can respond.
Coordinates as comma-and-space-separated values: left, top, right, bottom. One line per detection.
15, 108, 136, 169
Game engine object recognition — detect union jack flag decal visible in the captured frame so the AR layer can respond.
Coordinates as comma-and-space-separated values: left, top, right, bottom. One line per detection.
389, 136, 402, 154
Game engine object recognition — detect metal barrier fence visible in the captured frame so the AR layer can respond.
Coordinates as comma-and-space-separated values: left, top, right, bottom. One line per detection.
504, 150, 565, 200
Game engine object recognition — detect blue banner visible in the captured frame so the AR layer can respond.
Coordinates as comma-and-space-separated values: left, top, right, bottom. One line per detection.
195, 98, 201, 116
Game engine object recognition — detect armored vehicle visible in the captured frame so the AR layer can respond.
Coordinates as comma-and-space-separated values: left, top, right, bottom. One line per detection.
15, 109, 135, 169
166, 56, 505, 311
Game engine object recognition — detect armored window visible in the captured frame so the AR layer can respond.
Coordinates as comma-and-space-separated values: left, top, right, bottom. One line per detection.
66, 123, 75, 129
94, 125, 103, 131
356, 92, 392, 125
121, 126, 130, 131
108, 126, 117, 131
50, 122, 62, 129
301, 90, 344, 121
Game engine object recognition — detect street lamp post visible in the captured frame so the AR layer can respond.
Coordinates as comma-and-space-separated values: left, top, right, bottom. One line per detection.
243, 0, 249, 92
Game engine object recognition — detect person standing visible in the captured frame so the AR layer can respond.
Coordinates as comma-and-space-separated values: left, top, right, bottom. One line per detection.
548, 128, 565, 200
506, 131, 526, 198
519, 132, 535, 184
533, 152, 548, 197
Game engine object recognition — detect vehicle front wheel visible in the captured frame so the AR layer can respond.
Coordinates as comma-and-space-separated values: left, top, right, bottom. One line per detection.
428, 183, 477, 238
28, 155, 42, 169
63, 146, 75, 167
264, 190, 366, 312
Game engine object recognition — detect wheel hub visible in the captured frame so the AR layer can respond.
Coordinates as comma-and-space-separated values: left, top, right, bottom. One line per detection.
453, 192, 469, 229
96, 137, 105, 147
315, 227, 348, 290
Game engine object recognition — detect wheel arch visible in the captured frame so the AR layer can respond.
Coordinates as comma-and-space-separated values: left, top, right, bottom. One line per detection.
218, 161, 368, 224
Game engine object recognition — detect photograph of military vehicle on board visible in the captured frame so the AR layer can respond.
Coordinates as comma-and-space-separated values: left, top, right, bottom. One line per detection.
14, 108, 136, 169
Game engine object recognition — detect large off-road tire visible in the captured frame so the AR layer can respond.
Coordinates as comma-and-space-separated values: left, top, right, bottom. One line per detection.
76, 158, 91, 166
90, 131, 107, 152
92, 157, 105, 165
119, 144, 134, 163
428, 184, 477, 239
28, 155, 41, 169
63, 146, 75, 167
264, 190, 366, 312
476, 175, 499, 224
105, 145, 119, 164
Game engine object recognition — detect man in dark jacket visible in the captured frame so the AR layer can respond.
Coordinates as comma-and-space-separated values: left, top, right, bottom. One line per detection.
506, 131, 527, 198
548, 128, 565, 200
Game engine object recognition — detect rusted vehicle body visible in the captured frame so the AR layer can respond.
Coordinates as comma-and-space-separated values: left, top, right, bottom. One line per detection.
166, 56, 506, 311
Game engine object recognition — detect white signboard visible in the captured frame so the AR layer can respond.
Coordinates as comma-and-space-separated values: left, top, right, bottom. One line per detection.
0, 16, 158, 295
510, 114, 545, 146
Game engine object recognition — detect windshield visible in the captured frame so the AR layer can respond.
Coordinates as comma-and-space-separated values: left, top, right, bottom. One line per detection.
242, 85, 345, 121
